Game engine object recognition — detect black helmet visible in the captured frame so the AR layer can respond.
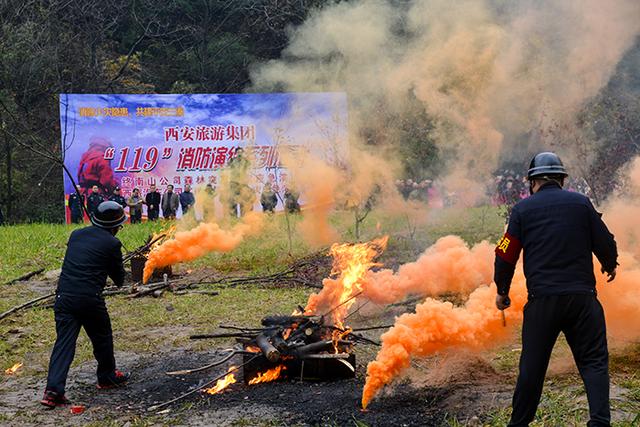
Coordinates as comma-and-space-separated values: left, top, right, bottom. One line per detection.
527, 152, 568, 180
91, 201, 127, 229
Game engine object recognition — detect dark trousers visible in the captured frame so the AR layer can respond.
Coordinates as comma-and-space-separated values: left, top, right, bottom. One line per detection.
148, 209, 159, 221
130, 212, 142, 224
70, 211, 83, 224
509, 294, 610, 427
45, 294, 116, 394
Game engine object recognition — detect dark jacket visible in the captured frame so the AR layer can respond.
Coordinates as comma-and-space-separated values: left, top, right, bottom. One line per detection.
109, 194, 127, 209
145, 191, 161, 213
68, 193, 85, 214
494, 182, 617, 298
179, 191, 196, 213
162, 191, 180, 216
56, 226, 125, 297
87, 193, 104, 215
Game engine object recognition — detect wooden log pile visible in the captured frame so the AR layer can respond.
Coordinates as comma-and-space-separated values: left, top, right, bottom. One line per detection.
191, 313, 380, 361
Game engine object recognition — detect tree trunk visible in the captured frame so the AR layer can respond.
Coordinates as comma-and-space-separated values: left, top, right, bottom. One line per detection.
2, 120, 12, 221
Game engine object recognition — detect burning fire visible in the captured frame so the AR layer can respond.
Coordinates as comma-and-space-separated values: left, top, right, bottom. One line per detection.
332, 328, 352, 353
248, 365, 286, 385
203, 366, 237, 395
304, 236, 388, 327
4, 362, 23, 375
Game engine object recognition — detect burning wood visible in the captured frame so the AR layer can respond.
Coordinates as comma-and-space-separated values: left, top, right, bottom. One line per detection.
152, 238, 388, 411
5, 362, 23, 375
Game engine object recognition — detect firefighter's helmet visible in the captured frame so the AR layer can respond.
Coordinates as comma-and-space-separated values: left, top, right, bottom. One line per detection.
91, 201, 127, 229
527, 152, 568, 180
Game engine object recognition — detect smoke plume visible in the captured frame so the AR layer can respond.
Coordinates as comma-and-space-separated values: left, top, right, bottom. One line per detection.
252, 0, 640, 184
142, 212, 263, 283
361, 157, 640, 408
363, 236, 495, 304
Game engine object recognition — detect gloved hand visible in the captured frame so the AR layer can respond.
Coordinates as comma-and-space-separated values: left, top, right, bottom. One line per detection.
601, 266, 616, 282
496, 294, 511, 310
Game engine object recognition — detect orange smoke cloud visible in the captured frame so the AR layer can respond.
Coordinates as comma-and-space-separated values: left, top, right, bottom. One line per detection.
363, 236, 495, 304
598, 156, 640, 341
282, 151, 341, 247
362, 266, 527, 409
362, 158, 640, 408
142, 212, 263, 283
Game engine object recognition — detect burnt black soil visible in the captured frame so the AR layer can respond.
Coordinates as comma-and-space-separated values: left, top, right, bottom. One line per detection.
62, 349, 457, 426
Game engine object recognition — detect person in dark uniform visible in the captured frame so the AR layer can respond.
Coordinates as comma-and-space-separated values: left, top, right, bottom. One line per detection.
179, 184, 196, 214
145, 184, 161, 221
284, 186, 301, 214
260, 182, 278, 213
108, 186, 126, 209
41, 201, 131, 408
86, 185, 104, 217
494, 152, 618, 427
68, 185, 85, 224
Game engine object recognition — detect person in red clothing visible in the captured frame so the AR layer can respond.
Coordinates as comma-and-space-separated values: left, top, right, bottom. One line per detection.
77, 136, 117, 195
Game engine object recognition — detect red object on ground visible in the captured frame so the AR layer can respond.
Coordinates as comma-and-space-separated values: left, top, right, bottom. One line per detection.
70, 405, 85, 414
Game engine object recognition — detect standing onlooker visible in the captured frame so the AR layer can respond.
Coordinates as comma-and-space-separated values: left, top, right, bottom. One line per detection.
108, 187, 126, 209
68, 185, 85, 224
145, 184, 161, 221
87, 185, 104, 217
284, 186, 301, 214
127, 188, 144, 224
161, 185, 180, 219
179, 184, 196, 215
260, 182, 278, 213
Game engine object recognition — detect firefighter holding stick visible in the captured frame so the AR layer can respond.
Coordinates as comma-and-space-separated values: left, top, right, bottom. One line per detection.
494, 152, 618, 427
41, 201, 131, 408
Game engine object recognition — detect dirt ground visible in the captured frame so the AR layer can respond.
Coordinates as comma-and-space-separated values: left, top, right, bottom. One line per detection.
0, 345, 514, 427
0, 274, 513, 427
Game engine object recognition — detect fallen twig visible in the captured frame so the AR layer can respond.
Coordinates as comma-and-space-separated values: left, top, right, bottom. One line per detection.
166, 349, 250, 376
351, 325, 394, 332
0, 293, 55, 321
2, 268, 45, 286
190, 332, 257, 339
148, 355, 260, 412
173, 290, 219, 296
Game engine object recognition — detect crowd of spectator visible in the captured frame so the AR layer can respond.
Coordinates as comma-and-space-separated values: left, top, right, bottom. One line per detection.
396, 171, 594, 211
491, 169, 593, 207
395, 179, 446, 207
67, 183, 198, 224
66, 178, 302, 224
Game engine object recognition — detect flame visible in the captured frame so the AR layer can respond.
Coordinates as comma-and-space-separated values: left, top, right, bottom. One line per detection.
332, 328, 352, 353
4, 362, 23, 375
304, 236, 388, 327
143, 212, 262, 283
203, 366, 237, 395
245, 345, 261, 353
248, 365, 286, 385
282, 328, 293, 340
150, 226, 176, 251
